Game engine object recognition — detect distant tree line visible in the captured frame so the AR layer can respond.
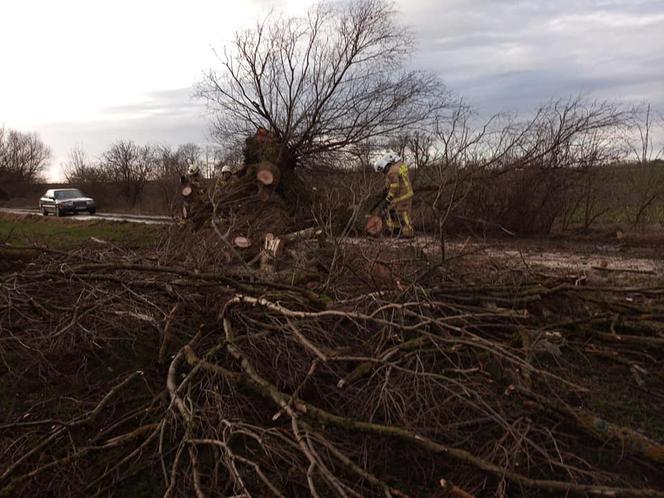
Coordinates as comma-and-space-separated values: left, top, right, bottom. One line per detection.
0, 127, 51, 198
62, 141, 225, 213
401, 99, 664, 234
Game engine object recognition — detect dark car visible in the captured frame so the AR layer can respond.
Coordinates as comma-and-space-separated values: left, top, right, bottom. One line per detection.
39, 188, 96, 216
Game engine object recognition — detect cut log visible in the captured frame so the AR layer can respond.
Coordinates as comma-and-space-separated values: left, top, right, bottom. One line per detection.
256, 162, 281, 186
233, 236, 252, 249
182, 185, 193, 197
365, 215, 383, 236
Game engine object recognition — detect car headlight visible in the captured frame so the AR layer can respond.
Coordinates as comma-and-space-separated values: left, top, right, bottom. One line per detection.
86, 200, 94, 205
62, 201, 74, 206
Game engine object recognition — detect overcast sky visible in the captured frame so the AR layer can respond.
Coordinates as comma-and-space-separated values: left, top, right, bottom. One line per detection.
1, 0, 663, 180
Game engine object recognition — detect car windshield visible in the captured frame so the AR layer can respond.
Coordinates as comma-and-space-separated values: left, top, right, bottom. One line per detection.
54, 190, 84, 200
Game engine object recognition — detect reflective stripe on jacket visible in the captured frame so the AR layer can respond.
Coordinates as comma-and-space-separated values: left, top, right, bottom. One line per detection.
385, 162, 414, 206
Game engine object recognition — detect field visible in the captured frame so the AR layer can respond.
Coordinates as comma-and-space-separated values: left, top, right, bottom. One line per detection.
1, 213, 663, 497
0, 213, 160, 248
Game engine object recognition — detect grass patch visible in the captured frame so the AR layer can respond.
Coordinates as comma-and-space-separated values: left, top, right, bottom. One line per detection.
0, 213, 161, 250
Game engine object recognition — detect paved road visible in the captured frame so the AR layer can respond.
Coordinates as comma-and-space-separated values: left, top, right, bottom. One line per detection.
0, 208, 172, 225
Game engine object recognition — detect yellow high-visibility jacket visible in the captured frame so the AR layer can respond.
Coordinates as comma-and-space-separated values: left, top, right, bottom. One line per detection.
385, 162, 414, 212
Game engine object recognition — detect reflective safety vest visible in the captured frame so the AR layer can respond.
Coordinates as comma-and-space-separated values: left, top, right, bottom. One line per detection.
385, 162, 414, 207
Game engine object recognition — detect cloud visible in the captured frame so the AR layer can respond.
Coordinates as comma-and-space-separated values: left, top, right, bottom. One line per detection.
36, 87, 210, 181
102, 88, 204, 119
548, 11, 664, 30
400, 0, 664, 114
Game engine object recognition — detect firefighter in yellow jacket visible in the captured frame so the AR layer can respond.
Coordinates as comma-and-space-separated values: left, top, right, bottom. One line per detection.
373, 151, 415, 238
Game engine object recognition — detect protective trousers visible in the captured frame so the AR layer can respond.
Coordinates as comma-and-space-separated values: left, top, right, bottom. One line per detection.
385, 207, 414, 238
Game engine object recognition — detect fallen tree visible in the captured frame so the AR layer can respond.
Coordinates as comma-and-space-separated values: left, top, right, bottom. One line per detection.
1, 233, 663, 497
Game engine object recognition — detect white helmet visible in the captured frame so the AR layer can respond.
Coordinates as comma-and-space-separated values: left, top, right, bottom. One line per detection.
221, 165, 232, 174
373, 150, 400, 173
187, 162, 200, 175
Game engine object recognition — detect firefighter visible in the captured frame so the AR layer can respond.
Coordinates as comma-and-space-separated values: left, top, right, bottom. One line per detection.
181, 161, 207, 225
218, 164, 234, 187
373, 151, 415, 238
186, 161, 203, 189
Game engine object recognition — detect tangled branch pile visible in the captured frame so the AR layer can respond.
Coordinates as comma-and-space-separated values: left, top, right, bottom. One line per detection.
1, 234, 663, 497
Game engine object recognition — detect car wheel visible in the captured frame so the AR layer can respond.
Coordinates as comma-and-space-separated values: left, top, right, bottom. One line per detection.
42, 206, 48, 216
88, 209, 96, 215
